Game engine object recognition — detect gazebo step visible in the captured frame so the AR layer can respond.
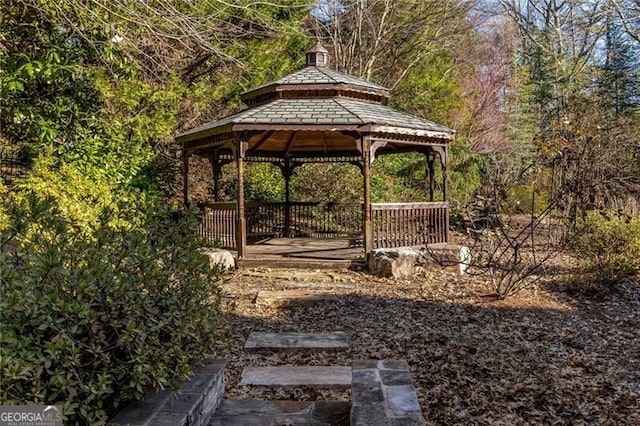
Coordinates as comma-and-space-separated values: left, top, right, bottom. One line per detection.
237, 257, 363, 270
255, 290, 340, 307
244, 331, 349, 352
239, 366, 352, 389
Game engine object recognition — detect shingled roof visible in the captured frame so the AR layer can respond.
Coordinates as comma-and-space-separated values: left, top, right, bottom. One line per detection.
240, 66, 389, 103
177, 42, 455, 157
177, 98, 453, 143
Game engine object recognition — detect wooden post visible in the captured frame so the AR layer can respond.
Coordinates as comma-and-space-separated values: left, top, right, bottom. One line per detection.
211, 152, 221, 202
362, 138, 373, 254
182, 151, 190, 206
442, 147, 448, 202
284, 158, 292, 237
442, 146, 449, 242
426, 151, 435, 202
236, 143, 247, 258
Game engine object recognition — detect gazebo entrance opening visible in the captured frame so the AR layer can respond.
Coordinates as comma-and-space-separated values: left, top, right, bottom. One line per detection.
177, 43, 454, 261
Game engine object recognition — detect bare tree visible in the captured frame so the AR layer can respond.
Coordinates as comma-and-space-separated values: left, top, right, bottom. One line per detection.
310, 0, 475, 89
610, 0, 640, 43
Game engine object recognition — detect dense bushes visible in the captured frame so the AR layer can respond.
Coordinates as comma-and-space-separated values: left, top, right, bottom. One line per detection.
0, 190, 225, 424
571, 212, 640, 291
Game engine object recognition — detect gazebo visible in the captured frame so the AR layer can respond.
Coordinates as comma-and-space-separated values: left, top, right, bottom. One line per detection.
176, 43, 455, 262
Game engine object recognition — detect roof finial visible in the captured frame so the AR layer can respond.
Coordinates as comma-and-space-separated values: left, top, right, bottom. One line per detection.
306, 41, 330, 67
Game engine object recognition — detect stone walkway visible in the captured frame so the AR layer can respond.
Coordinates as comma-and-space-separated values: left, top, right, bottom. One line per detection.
208, 288, 425, 425
255, 290, 340, 307
244, 331, 349, 352
239, 366, 352, 388
211, 400, 351, 426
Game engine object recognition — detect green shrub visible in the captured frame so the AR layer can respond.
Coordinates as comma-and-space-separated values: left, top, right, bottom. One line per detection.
571, 212, 640, 291
0, 194, 225, 424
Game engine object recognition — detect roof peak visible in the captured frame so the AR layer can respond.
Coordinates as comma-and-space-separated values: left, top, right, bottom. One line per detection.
306, 41, 330, 67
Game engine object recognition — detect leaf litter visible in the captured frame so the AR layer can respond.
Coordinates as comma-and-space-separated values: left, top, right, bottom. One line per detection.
213, 261, 639, 425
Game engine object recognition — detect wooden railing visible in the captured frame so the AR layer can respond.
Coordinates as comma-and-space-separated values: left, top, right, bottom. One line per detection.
372, 202, 448, 248
287, 202, 362, 238
199, 202, 237, 249
200, 201, 449, 250
245, 202, 362, 238
246, 203, 285, 236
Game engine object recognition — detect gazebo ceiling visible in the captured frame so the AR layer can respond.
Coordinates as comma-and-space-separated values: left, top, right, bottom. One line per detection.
176, 42, 455, 159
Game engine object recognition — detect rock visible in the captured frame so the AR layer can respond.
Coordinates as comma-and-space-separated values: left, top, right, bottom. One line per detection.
423, 243, 471, 275
368, 247, 423, 278
109, 359, 226, 426
368, 244, 471, 278
201, 248, 235, 271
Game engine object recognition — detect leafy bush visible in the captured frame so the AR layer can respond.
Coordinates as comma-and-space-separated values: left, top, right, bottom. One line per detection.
245, 163, 284, 202
571, 212, 640, 291
503, 185, 549, 215
0, 193, 225, 424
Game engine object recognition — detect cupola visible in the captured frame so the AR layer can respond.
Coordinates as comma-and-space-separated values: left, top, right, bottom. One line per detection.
306, 42, 330, 67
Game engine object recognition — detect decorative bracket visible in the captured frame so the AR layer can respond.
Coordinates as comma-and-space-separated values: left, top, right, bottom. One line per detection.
275, 158, 302, 179
432, 145, 447, 167
370, 140, 387, 165
233, 132, 249, 159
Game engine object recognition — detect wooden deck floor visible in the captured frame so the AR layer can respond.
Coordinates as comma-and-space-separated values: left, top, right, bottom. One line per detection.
236, 238, 365, 269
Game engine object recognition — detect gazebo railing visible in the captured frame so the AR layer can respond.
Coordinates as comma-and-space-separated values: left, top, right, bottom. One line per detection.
288, 202, 362, 238
246, 202, 285, 236
245, 202, 362, 238
372, 202, 448, 248
199, 201, 449, 250
199, 202, 237, 249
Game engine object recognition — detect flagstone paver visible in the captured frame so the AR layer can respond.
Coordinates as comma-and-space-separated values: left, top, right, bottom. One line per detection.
239, 366, 352, 389
209, 400, 350, 426
255, 290, 339, 307
244, 331, 349, 352
351, 360, 425, 425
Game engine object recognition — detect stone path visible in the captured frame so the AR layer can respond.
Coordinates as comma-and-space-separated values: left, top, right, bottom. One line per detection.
210, 400, 350, 426
239, 366, 352, 389
244, 331, 350, 352
207, 274, 425, 425
351, 360, 424, 425
255, 290, 339, 307
110, 273, 428, 425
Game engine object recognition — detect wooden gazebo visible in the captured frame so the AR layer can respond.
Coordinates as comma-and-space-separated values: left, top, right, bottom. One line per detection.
176, 43, 455, 260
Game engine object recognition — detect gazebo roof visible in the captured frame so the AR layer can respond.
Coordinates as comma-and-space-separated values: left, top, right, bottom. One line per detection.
177, 43, 455, 159
177, 98, 453, 143
240, 66, 390, 104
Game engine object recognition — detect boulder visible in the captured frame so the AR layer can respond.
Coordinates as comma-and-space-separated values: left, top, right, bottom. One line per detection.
368, 247, 423, 279
201, 248, 235, 271
423, 243, 472, 275
368, 244, 471, 278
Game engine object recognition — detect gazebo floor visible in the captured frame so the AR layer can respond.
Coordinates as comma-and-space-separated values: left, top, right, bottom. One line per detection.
234, 238, 366, 270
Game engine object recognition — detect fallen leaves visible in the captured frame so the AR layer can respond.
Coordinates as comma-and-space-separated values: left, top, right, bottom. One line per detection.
213, 261, 640, 425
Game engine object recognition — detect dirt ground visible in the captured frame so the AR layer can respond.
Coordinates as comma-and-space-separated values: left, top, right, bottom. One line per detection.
212, 259, 640, 425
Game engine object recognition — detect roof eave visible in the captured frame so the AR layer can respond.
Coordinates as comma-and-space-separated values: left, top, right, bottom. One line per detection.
241, 83, 390, 104
175, 123, 234, 143
177, 122, 455, 146
365, 125, 456, 141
